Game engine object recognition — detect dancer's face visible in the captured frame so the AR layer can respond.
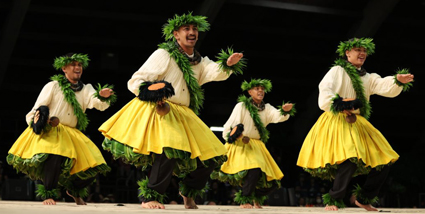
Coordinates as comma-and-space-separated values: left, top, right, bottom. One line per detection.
346, 47, 367, 68
62, 61, 83, 84
173, 24, 198, 54
248, 86, 265, 104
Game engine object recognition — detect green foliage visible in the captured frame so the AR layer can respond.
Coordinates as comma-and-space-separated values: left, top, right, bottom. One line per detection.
241, 78, 271, 92
333, 59, 372, 120
336, 37, 375, 57
322, 193, 346, 208
216, 47, 246, 75
234, 190, 254, 205
162, 12, 210, 41
94, 83, 117, 105
50, 74, 89, 130
394, 68, 414, 92
35, 184, 60, 200
138, 178, 166, 203
7, 153, 109, 198
179, 182, 209, 199
158, 41, 204, 115
53, 53, 90, 70
278, 100, 296, 116
304, 158, 390, 180
238, 95, 270, 142
352, 184, 379, 205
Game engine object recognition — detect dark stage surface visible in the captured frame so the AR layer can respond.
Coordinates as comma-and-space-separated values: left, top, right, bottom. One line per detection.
0, 0, 424, 208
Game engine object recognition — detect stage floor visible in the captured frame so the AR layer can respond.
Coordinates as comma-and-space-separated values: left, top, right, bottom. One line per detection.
1, 201, 424, 214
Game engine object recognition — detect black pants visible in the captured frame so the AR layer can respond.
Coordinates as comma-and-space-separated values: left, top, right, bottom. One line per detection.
242, 168, 277, 197
141, 153, 216, 202
329, 160, 390, 202
43, 154, 95, 191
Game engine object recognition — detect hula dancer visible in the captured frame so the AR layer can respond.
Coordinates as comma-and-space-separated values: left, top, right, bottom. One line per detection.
296, 38, 414, 211
7, 53, 116, 205
211, 79, 295, 208
99, 12, 246, 209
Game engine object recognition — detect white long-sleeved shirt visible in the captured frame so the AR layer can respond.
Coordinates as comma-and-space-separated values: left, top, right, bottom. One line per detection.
127, 49, 231, 107
222, 102, 290, 141
318, 65, 403, 112
26, 81, 110, 128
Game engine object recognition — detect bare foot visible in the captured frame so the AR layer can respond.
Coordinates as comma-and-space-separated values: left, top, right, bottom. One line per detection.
141, 201, 165, 209
66, 190, 87, 205
355, 200, 378, 211
42, 198, 56, 205
324, 204, 338, 211
240, 203, 253, 209
180, 193, 198, 209
253, 201, 262, 209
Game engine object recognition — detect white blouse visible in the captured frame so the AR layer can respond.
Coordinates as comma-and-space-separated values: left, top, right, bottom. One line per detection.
318, 65, 403, 112
222, 102, 290, 141
127, 49, 231, 107
26, 81, 110, 128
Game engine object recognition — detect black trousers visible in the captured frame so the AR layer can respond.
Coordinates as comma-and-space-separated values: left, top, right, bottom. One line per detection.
329, 160, 390, 202
141, 153, 216, 202
242, 168, 277, 197
43, 154, 95, 191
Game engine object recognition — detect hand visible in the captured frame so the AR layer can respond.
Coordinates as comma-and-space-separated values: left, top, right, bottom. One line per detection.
99, 88, 114, 98
34, 110, 40, 123
226, 53, 243, 66
282, 103, 293, 112
397, 74, 414, 84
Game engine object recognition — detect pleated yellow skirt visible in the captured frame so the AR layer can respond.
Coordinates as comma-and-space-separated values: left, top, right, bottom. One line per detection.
220, 138, 283, 181
297, 111, 399, 169
8, 124, 107, 175
99, 98, 227, 161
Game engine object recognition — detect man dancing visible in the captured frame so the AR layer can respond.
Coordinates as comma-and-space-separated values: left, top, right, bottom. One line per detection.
211, 78, 295, 208
7, 53, 116, 205
99, 12, 246, 209
296, 38, 414, 211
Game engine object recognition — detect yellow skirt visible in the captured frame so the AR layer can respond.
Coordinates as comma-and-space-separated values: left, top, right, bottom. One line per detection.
297, 111, 399, 169
8, 124, 107, 175
99, 98, 227, 161
221, 138, 283, 181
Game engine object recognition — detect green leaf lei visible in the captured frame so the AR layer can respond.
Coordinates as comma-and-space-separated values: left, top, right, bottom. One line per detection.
50, 74, 89, 131
53, 53, 90, 70
238, 95, 270, 143
158, 41, 204, 115
162, 12, 210, 41
336, 37, 375, 57
94, 83, 117, 105
241, 78, 271, 92
333, 59, 372, 120
394, 68, 413, 92
158, 41, 244, 115
216, 47, 246, 75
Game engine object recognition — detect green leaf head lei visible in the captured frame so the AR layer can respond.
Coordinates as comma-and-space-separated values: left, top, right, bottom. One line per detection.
53, 53, 90, 70
336, 37, 375, 57
241, 78, 272, 93
162, 12, 210, 41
